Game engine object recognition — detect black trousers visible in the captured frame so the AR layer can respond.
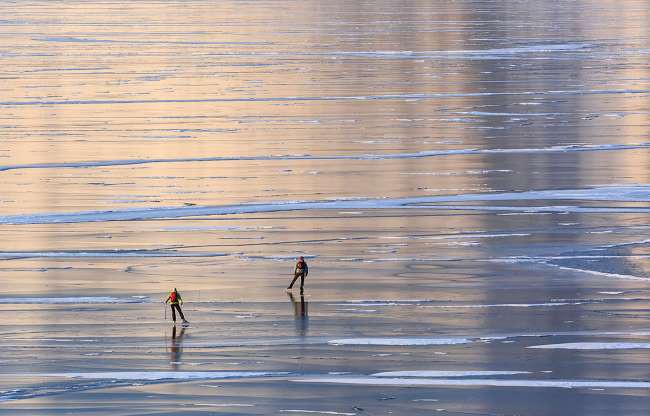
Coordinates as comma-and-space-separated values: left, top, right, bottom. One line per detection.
170, 303, 185, 321
288, 271, 306, 290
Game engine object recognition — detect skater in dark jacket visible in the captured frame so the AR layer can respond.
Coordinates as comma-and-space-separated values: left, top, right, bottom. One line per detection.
165, 288, 189, 325
287, 256, 309, 292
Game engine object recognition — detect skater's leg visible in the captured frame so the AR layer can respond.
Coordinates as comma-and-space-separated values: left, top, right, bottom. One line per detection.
171, 305, 177, 322
299, 272, 305, 292
287, 273, 300, 289
176, 304, 186, 321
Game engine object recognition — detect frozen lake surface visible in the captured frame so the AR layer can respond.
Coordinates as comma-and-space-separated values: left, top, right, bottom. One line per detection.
1, 0, 650, 414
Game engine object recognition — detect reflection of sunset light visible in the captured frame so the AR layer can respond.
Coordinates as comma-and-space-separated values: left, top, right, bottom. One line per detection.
1, 3, 650, 410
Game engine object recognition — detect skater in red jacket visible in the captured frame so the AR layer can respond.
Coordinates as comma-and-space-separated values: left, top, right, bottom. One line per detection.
287, 256, 309, 293
165, 288, 189, 325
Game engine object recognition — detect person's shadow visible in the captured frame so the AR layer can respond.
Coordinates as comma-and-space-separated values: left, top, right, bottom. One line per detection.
287, 292, 309, 337
170, 325, 186, 370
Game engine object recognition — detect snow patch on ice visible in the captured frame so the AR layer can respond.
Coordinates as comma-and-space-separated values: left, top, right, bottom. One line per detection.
43, 371, 288, 380
546, 264, 650, 281
0, 143, 646, 173
415, 232, 530, 240
328, 338, 470, 346
0, 250, 226, 258
294, 377, 650, 389
241, 254, 317, 261
280, 411, 356, 415
372, 370, 530, 377
312, 43, 594, 59
4, 90, 650, 107
329, 298, 598, 309
528, 342, 650, 350
0, 296, 149, 304
420, 302, 580, 309
327, 299, 430, 306
330, 303, 412, 307
2, 184, 649, 224
195, 403, 255, 407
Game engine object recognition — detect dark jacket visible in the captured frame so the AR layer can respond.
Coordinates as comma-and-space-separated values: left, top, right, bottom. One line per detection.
295, 260, 308, 276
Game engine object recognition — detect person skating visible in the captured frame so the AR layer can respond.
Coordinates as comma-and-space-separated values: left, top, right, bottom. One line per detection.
287, 256, 309, 292
165, 288, 189, 325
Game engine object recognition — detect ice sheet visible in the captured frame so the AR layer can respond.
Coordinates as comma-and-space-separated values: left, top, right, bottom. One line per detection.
4, 0, 650, 413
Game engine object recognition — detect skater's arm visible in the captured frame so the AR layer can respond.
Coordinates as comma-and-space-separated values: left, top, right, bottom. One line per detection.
304, 263, 309, 276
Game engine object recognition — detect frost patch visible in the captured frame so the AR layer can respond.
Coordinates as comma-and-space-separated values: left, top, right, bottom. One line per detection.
328, 338, 470, 346
528, 342, 650, 350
